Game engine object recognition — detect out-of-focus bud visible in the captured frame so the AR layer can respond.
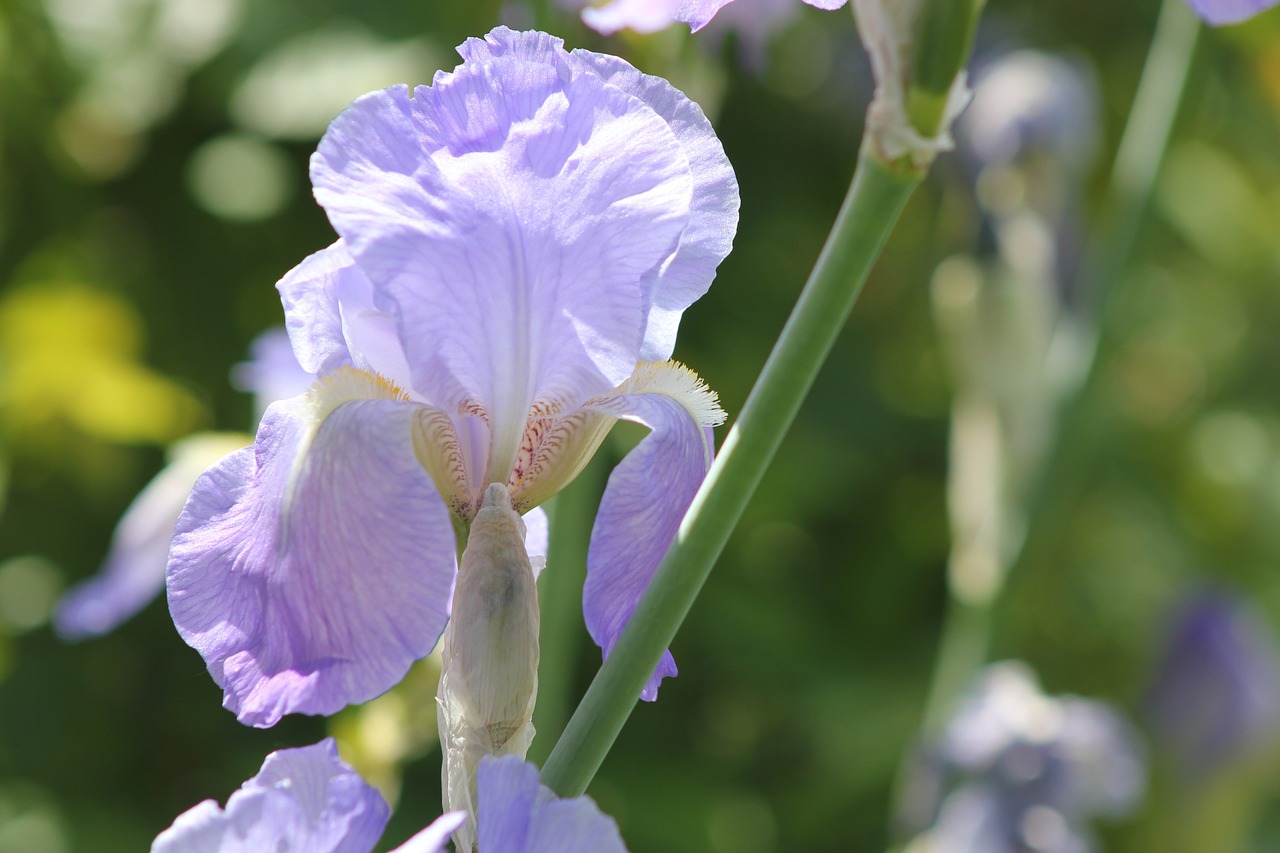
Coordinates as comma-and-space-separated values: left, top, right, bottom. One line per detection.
436, 482, 540, 853
852, 0, 973, 167
902, 662, 1144, 853
1144, 590, 1280, 782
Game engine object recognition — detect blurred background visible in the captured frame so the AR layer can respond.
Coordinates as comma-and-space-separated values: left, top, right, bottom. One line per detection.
2, 0, 1280, 850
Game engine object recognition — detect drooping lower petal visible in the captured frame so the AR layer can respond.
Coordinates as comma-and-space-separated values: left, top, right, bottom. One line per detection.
583, 362, 724, 700
54, 433, 249, 641
152, 738, 390, 853
310, 29, 696, 479
387, 812, 466, 853
168, 371, 457, 727
476, 756, 628, 853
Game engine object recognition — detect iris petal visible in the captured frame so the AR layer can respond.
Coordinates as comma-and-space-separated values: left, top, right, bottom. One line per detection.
583, 362, 724, 700
168, 373, 457, 727
1188, 0, 1278, 23
310, 33, 695, 481
568, 46, 740, 361
152, 738, 390, 853
477, 755, 627, 853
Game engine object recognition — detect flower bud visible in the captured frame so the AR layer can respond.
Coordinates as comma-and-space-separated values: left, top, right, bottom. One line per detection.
437, 482, 540, 852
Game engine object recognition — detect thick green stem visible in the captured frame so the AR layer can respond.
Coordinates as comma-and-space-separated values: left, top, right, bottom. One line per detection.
540, 144, 923, 797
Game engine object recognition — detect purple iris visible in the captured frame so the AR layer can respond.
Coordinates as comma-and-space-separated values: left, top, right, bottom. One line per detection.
152, 739, 626, 852
1186, 0, 1278, 24
579, 0, 846, 35
167, 27, 738, 728
1144, 590, 1280, 781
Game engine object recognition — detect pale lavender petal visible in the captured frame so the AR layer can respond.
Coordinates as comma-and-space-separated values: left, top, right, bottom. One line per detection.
152, 738, 389, 853
276, 244, 355, 376
311, 31, 694, 478
386, 812, 466, 853
581, 0, 686, 34
476, 756, 627, 853
230, 328, 315, 418
582, 0, 845, 33
1187, 0, 1277, 23
567, 47, 739, 362
54, 433, 249, 640
168, 387, 457, 727
523, 505, 549, 578
583, 368, 722, 700
276, 243, 414, 389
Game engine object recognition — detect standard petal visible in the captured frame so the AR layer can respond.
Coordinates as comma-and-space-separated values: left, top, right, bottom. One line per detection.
476, 756, 627, 853
168, 372, 457, 727
582, 363, 724, 700
152, 738, 390, 853
311, 32, 695, 481
54, 433, 249, 640
276, 242, 414, 388
568, 46, 740, 362
579, 0, 684, 34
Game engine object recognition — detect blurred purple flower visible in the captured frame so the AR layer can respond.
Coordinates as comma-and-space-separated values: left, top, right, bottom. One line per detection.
1187, 0, 1278, 24
167, 27, 737, 728
579, 0, 845, 35
904, 663, 1144, 853
152, 739, 626, 852
53, 328, 313, 641
1144, 590, 1280, 781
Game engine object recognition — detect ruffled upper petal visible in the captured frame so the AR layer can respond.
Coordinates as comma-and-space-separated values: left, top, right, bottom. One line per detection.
476, 756, 628, 853
310, 30, 695, 482
582, 362, 724, 700
168, 372, 457, 727
152, 738, 390, 853
567, 46, 739, 362
54, 433, 249, 641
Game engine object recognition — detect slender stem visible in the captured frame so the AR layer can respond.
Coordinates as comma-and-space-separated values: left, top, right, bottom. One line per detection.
884, 2, 1200, 840
529, 454, 606, 765
1016, 0, 1200, 574
540, 144, 924, 797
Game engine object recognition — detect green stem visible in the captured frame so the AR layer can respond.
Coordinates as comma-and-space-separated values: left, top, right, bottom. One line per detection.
540, 144, 924, 797
529, 453, 606, 765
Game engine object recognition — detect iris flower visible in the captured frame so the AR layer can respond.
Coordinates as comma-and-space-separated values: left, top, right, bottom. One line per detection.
152, 738, 626, 852
579, 0, 845, 34
1187, 0, 1278, 24
167, 27, 738, 727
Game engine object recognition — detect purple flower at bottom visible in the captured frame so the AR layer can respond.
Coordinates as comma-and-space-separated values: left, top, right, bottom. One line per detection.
578, 0, 846, 35
167, 27, 738, 728
1187, 0, 1278, 24
152, 739, 626, 852
1144, 590, 1280, 781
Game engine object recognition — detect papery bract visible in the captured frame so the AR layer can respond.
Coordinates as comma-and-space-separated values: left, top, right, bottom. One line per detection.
168, 26, 737, 727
